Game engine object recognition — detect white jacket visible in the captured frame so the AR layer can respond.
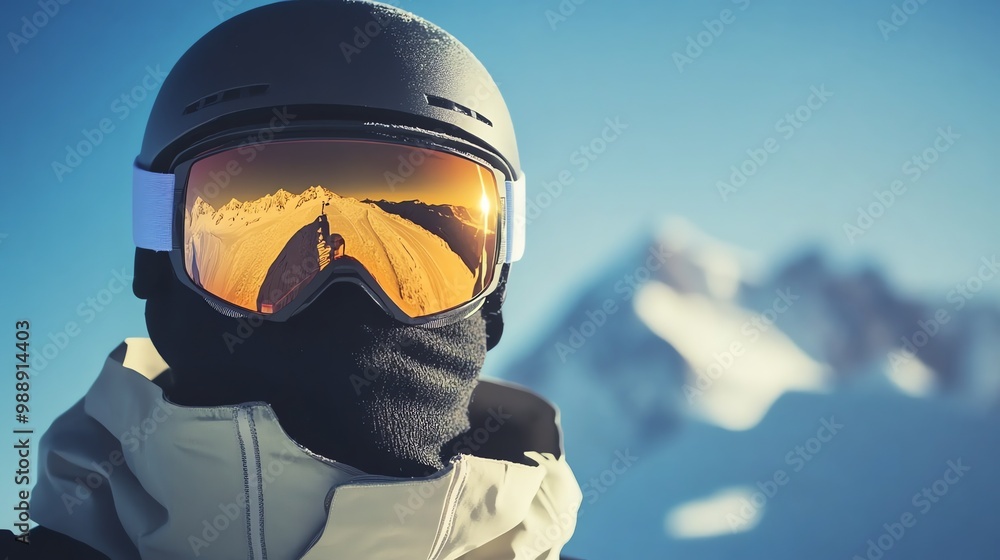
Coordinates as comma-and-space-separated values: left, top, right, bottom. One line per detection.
30, 338, 582, 559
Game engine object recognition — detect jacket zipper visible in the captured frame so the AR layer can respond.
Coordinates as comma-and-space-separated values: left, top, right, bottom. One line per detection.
426, 458, 467, 560
235, 405, 268, 560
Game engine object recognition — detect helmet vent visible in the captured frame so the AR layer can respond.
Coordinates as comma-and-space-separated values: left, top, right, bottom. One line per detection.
183, 84, 271, 115
425, 94, 493, 127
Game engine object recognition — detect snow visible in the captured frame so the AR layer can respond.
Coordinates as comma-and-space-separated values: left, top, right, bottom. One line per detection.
664, 486, 762, 539
634, 280, 830, 431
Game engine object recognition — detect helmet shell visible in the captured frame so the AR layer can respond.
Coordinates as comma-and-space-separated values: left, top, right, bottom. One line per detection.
138, 0, 520, 179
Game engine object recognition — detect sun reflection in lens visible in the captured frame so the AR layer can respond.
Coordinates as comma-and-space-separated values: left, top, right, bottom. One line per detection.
479, 192, 491, 217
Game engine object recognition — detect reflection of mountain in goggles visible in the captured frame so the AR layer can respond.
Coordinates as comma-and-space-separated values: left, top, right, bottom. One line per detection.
133, 138, 526, 324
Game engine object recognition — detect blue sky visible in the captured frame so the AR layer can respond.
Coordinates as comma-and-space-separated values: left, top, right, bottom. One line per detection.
1, 0, 999, 534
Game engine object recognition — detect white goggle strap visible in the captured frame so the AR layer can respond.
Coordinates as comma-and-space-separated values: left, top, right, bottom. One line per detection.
133, 161, 176, 252
504, 171, 526, 263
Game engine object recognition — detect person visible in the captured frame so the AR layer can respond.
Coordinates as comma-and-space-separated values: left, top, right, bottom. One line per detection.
1, 1, 582, 558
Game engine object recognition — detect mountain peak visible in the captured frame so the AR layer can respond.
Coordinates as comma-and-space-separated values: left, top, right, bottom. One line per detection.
644, 216, 757, 300
189, 197, 217, 220
219, 198, 242, 211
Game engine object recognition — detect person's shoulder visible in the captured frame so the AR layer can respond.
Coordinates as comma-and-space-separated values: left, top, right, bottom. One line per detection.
1, 527, 109, 559
1, 527, 584, 559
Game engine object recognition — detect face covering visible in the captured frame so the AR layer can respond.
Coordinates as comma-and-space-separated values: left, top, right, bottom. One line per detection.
140, 259, 487, 477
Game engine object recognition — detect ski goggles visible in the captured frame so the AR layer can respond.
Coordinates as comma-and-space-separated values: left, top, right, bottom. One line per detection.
133, 125, 526, 325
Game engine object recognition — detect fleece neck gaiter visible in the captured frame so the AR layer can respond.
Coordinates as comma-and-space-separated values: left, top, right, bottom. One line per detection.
144, 277, 487, 478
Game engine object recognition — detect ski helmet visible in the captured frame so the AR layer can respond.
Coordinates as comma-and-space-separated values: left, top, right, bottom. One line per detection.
136, 0, 524, 349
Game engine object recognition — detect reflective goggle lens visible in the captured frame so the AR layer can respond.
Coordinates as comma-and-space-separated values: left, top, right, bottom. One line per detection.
183, 139, 500, 319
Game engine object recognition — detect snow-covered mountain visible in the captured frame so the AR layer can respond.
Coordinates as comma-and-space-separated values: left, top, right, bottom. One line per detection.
497, 218, 1000, 559
742, 248, 1000, 407
191, 185, 338, 225
503, 219, 1000, 427
361, 198, 491, 275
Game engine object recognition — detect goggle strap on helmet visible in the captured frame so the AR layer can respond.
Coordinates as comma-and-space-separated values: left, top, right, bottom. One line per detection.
133, 162, 176, 252
504, 172, 526, 263
132, 162, 527, 261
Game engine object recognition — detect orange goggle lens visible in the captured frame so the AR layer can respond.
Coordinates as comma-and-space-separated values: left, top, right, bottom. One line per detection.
183, 139, 501, 319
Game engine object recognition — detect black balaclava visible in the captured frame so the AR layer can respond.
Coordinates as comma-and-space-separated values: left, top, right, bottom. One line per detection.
134, 249, 486, 477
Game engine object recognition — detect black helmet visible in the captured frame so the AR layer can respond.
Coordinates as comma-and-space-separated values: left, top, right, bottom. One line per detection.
137, 0, 521, 349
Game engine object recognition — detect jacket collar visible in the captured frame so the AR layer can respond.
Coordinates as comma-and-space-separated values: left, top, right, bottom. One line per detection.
30, 338, 582, 559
